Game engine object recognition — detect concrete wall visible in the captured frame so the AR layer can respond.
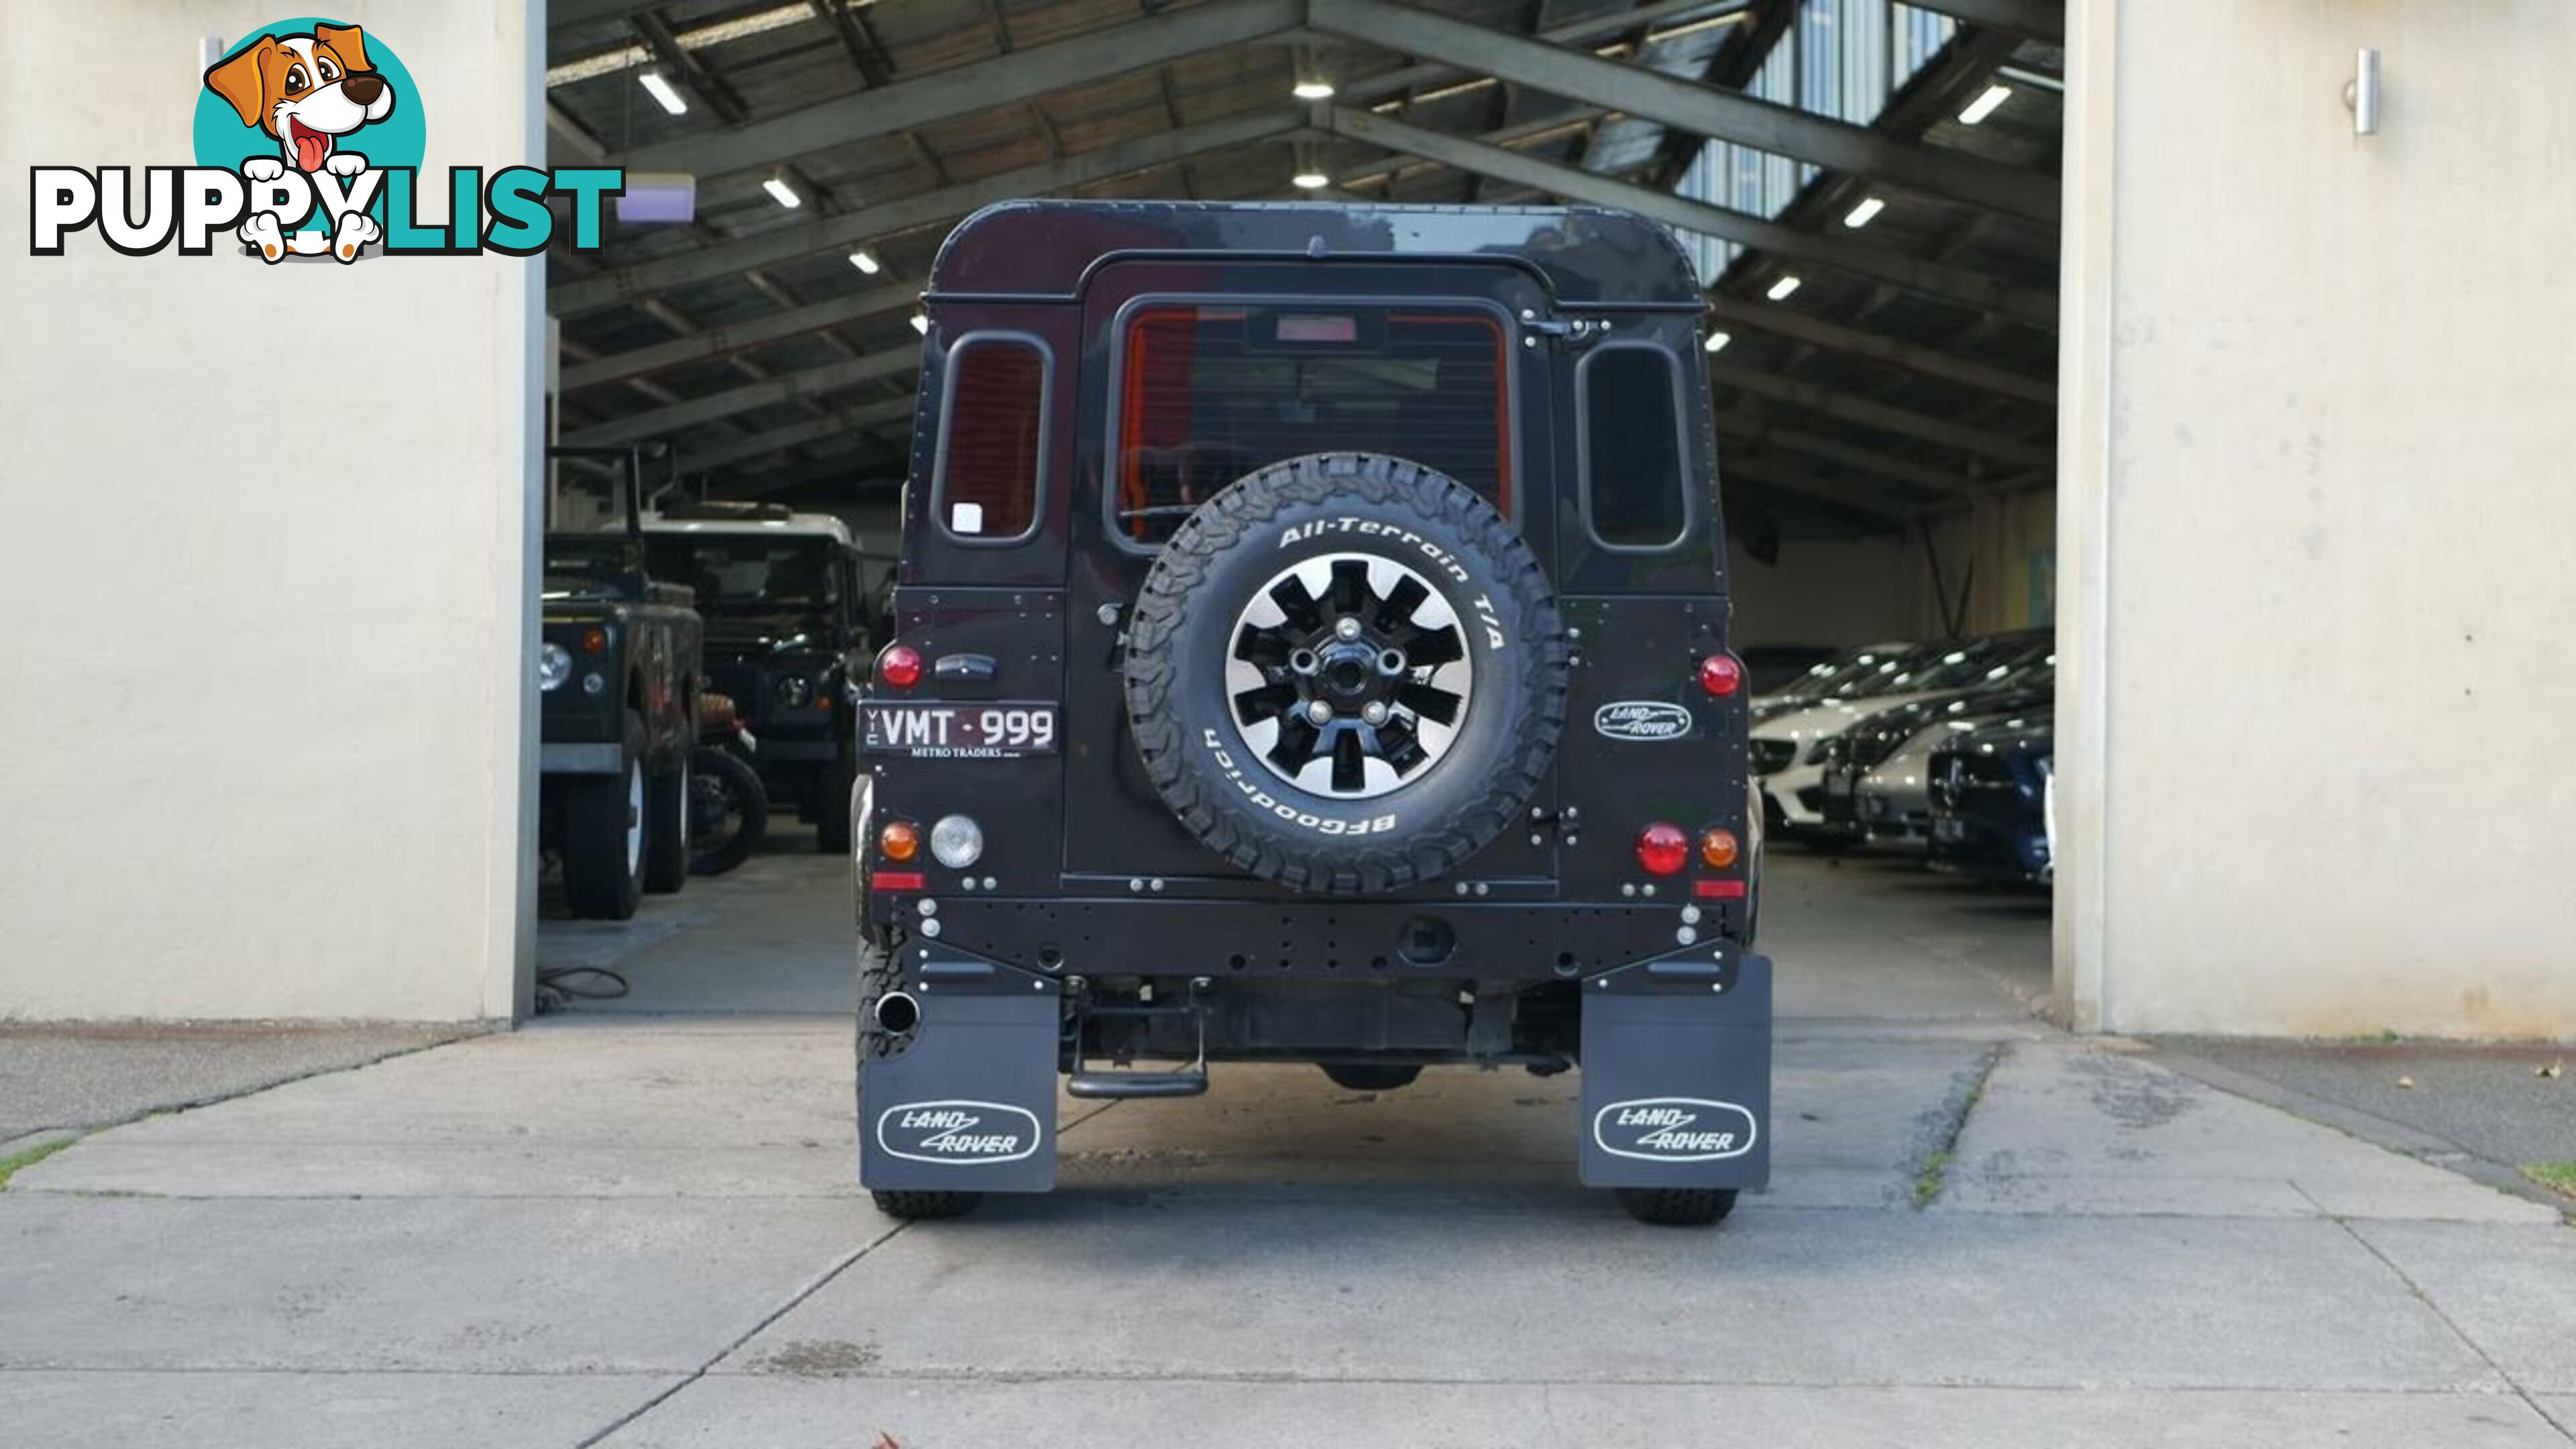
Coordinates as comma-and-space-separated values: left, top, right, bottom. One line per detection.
2058, 0, 2576, 1038
0, 3, 542, 1020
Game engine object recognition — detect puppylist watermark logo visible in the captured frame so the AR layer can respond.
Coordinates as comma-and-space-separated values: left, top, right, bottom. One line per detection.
28, 17, 621, 262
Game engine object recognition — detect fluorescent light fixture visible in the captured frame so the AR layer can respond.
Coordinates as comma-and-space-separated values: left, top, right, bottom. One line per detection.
1292, 169, 1331, 190
1702, 331, 1731, 354
1765, 274, 1802, 301
848, 248, 881, 275
637, 69, 688, 116
761, 174, 802, 209
1842, 197, 1885, 229
1958, 84, 2012, 125
909, 313, 929, 336
1292, 44, 1335, 101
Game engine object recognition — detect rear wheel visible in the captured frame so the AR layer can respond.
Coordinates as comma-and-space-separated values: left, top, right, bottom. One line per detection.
561, 711, 646, 920
689, 747, 767, 875
816, 748, 857, 853
1320, 1063, 1421, 1092
642, 751, 690, 894
871, 1189, 980, 1220
1617, 1187, 1739, 1227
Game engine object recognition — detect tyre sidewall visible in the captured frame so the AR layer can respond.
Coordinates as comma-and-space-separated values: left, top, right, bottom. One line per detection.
1136, 459, 1562, 882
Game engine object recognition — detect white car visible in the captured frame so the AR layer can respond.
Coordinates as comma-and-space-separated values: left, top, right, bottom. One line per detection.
1753, 633, 2053, 835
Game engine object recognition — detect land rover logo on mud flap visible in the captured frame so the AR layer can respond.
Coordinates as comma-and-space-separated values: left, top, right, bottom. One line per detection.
874, 1099, 1043, 1165
1592, 702, 1693, 742
1593, 1097, 1758, 1162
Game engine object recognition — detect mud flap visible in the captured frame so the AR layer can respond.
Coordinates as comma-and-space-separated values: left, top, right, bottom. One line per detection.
1577, 943, 1772, 1191
859, 953, 1063, 1193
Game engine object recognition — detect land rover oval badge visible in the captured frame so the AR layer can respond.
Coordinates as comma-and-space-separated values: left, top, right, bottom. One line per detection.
1592, 701, 1693, 742
874, 1099, 1043, 1165
1593, 1097, 1759, 1161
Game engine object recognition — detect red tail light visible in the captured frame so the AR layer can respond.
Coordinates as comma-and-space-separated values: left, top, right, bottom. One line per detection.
1697, 653, 1743, 696
878, 645, 923, 690
1635, 822, 1688, 876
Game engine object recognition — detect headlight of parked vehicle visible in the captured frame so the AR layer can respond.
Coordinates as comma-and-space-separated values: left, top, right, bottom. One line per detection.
538, 642, 572, 692
775, 674, 814, 708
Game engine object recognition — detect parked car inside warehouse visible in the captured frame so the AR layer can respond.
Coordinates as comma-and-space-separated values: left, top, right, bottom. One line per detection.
1926, 711, 2056, 883
1748, 640, 1916, 727
538, 449, 704, 920
644, 504, 875, 853
1822, 661, 2055, 847
1752, 631, 2052, 840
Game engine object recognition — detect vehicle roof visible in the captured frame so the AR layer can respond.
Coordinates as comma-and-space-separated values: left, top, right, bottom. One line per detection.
642, 515, 854, 545
928, 200, 1708, 309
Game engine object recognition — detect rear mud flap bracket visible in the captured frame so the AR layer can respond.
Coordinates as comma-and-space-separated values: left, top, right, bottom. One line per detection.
859, 955, 1061, 1193
1577, 945, 1772, 1191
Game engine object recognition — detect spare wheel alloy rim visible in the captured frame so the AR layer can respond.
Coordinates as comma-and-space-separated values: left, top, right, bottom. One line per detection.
1224, 552, 1472, 800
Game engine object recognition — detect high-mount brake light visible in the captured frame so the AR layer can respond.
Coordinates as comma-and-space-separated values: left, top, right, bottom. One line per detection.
1635, 822, 1688, 876
877, 820, 920, 862
1697, 653, 1743, 696
878, 645, 924, 689
1700, 828, 1740, 869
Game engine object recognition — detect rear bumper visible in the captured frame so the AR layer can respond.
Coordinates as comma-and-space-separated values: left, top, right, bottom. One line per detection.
866, 890, 1752, 983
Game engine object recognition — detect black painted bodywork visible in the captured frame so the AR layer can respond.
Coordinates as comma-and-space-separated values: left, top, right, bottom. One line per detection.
858, 202, 1769, 1194
1926, 712, 2055, 882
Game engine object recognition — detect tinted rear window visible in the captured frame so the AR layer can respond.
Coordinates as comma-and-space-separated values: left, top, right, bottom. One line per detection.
1114, 304, 1509, 547
1581, 345, 1689, 549
936, 337, 1046, 541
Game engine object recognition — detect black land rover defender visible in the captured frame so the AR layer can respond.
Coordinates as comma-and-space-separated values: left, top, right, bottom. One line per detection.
643, 502, 875, 852
539, 447, 704, 920
854, 201, 1770, 1226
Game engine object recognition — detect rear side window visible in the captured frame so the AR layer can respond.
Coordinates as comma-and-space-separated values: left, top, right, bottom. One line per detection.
934, 336, 1047, 542
1114, 303, 1510, 547
1580, 344, 1690, 549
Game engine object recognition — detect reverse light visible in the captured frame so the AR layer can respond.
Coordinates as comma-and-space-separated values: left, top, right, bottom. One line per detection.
877, 820, 920, 862
1697, 653, 1743, 696
877, 645, 923, 689
930, 814, 985, 869
1635, 822, 1688, 877
1700, 827, 1740, 869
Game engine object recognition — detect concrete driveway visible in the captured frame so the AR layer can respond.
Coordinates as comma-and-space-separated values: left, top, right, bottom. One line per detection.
3, 854, 2568, 1447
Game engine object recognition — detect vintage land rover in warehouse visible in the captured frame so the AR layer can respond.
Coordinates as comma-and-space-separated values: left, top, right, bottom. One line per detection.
853, 201, 1770, 1226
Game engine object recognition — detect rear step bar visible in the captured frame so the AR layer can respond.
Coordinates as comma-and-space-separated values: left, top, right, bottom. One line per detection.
1065, 976, 1211, 1099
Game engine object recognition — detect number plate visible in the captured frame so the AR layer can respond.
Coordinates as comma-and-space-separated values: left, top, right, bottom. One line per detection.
1933, 816, 1967, 842
863, 701, 1060, 757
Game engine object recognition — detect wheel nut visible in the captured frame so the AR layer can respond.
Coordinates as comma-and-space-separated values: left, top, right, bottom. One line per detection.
1334, 617, 1363, 641
1361, 701, 1390, 725
1306, 700, 1334, 725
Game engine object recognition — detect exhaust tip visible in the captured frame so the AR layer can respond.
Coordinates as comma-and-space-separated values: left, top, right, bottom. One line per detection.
873, 991, 920, 1035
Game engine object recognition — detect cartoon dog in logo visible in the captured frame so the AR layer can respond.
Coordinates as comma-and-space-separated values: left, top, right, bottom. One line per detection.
203, 23, 393, 262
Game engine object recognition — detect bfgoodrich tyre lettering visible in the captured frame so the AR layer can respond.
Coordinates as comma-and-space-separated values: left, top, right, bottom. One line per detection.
1124, 452, 1569, 894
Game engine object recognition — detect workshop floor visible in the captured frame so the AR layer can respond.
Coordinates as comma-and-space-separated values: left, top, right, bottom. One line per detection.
6, 848, 2569, 1448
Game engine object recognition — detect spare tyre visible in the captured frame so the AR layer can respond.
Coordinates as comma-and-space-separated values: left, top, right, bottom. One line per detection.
1124, 452, 1569, 894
